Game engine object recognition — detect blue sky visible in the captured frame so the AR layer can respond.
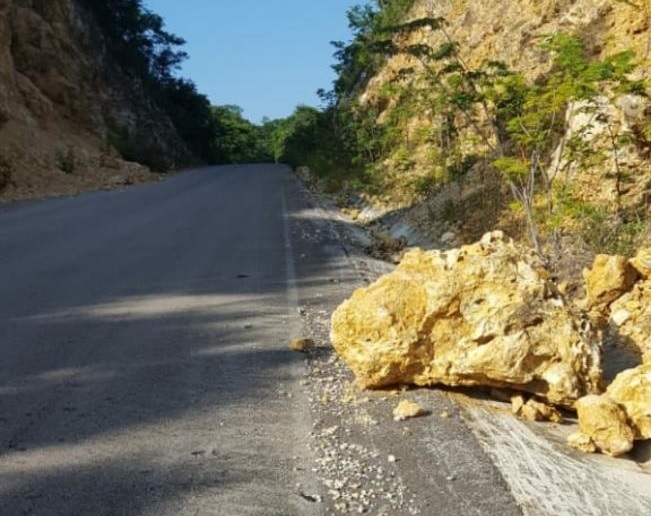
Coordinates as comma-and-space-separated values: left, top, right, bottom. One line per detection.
144, 0, 360, 123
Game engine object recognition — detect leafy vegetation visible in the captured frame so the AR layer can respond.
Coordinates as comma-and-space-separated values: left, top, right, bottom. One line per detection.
81, 0, 221, 168
0, 156, 12, 190
81, 0, 288, 168
211, 106, 273, 164
55, 147, 76, 174
273, 0, 649, 258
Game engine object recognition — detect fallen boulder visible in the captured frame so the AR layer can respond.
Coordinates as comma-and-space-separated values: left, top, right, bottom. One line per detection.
606, 364, 651, 440
569, 364, 650, 457
571, 394, 635, 457
629, 247, 651, 280
331, 232, 603, 407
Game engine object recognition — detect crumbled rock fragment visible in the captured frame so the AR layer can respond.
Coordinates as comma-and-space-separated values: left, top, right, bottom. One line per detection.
567, 431, 598, 454
575, 394, 635, 457
511, 394, 526, 415
392, 400, 426, 421
512, 395, 563, 423
289, 338, 315, 352
331, 231, 603, 407
606, 364, 651, 439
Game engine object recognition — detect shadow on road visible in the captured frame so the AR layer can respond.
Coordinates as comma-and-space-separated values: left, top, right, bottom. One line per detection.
0, 165, 358, 514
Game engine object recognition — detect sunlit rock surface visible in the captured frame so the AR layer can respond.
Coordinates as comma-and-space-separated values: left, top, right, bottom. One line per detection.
573, 394, 635, 457
331, 232, 602, 407
582, 254, 638, 323
606, 364, 651, 440
608, 281, 651, 364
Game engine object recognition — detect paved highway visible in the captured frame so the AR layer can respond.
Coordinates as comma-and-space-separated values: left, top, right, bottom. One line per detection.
0, 165, 323, 515
4, 165, 645, 515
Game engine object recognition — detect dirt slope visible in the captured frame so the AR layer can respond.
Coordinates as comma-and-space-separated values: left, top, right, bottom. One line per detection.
0, 0, 189, 202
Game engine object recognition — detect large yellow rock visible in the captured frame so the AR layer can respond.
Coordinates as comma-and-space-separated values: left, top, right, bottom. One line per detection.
630, 248, 651, 280
582, 254, 638, 315
575, 394, 635, 457
331, 232, 603, 407
606, 364, 651, 440
608, 280, 651, 363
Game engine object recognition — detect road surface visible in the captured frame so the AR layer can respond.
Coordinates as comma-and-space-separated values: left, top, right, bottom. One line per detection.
2, 165, 646, 516
0, 165, 324, 515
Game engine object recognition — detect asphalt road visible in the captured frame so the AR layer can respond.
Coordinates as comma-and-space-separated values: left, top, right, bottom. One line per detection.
8, 164, 640, 516
0, 165, 323, 515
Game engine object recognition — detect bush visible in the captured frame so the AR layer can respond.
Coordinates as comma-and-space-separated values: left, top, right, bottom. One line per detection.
0, 156, 12, 190
55, 147, 76, 174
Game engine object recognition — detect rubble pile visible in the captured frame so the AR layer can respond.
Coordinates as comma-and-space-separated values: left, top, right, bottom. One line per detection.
331, 233, 651, 457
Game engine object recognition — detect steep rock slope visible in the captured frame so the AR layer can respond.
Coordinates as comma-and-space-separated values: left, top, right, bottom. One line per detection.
0, 0, 190, 201
358, 0, 651, 252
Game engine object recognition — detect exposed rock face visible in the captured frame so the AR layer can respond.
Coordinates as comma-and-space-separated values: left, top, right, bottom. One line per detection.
579, 251, 651, 364
582, 255, 638, 319
630, 248, 651, 280
606, 364, 651, 440
573, 394, 635, 457
359, 0, 651, 234
330, 232, 603, 407
0, 0, 189, 201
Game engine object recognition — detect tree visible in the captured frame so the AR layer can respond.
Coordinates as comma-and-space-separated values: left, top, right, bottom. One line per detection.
81, 0, 217, 166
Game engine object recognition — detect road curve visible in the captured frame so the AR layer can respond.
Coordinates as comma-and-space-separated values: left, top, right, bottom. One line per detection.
0, 165, 321, 515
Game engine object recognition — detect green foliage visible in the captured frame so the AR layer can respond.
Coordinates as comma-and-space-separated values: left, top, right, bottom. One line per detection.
327, 0, 417, 103
83, 0, 218, 166
373, 26, 649, 253
81, 0, 186, 83
158, 79, 218, 163
209, 105, 276, 164
55, 147, 76, 174
270, 2, 649, 257
109, 126, 172, 172
492, 156, 530, 181
0, 156, 13, 190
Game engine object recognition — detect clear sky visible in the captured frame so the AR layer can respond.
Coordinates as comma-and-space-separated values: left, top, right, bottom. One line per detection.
144, 0, 359, 124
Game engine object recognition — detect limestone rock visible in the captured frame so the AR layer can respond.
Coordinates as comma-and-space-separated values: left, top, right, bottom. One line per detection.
582, 255, 638, 315
606, 364, 651, 440
289, 338, 315, 353
630, 248, 651, 280
393, 400, 426, 421
575, 395, 635, 457
331, 232, 603, 407
511, 395, 563, 423
567, 431, 598, 454
608, 279, 651, 363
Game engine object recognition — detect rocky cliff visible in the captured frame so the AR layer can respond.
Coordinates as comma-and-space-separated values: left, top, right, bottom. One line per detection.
356, 0, 651, 255
0, 0, 190, 201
